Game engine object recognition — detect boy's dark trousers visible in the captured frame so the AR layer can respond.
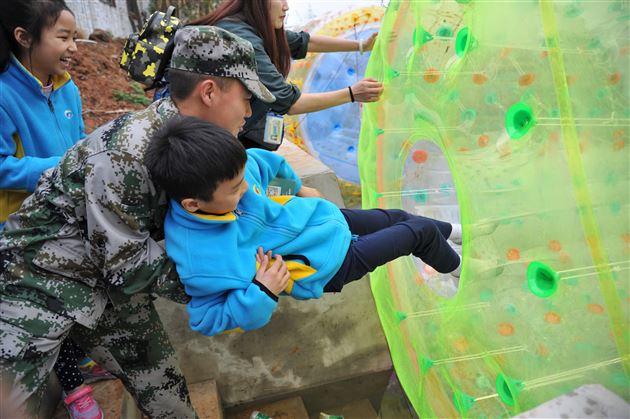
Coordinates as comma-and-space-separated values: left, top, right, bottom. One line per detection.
324, 209, 460, 292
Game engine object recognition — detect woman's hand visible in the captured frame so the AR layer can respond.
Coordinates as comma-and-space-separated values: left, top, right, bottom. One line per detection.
296, 185, 323, 198
255, 247, 290, 296
362, 32, 378, 52
351, 78, 384, 103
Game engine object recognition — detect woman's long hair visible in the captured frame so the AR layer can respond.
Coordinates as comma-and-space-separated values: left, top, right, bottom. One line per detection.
190, 0, 291, 77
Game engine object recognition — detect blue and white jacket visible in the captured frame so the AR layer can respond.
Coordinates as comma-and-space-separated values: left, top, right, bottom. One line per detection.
165, 149, 352, 336
0, 54, 85, 226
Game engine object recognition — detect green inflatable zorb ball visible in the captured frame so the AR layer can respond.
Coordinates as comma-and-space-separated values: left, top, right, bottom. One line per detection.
359, 0, 629, 417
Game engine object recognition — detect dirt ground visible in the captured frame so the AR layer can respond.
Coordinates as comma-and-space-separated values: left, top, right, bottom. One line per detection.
70, 38, 151, 133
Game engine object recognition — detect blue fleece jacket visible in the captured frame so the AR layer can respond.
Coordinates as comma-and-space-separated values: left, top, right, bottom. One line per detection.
0, 54, 85, 226
165, 149, 352, 336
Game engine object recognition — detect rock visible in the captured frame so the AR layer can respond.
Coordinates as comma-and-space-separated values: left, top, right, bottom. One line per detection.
89, 29, 114, 43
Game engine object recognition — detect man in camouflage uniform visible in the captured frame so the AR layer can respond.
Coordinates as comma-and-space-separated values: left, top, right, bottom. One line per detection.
0, 26, 275, 418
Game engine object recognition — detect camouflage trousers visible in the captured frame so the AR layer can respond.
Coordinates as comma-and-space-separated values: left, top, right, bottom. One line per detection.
0, 293, 197, 418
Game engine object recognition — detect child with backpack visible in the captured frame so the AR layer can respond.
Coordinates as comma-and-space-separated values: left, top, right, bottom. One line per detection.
0, 1, 110, 417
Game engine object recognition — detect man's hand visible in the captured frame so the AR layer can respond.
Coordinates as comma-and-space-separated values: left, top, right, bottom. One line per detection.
255, 247, 290, 295
296, 185, 323, 198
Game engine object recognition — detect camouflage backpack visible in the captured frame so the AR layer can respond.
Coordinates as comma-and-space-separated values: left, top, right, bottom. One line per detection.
120, 6, 181, 89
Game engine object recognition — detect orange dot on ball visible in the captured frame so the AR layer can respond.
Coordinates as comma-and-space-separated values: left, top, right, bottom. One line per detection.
613, 140, 625, 151
413, 150, 429, 163
579, 141, 588, 153
519, 73, 536, 86
415, 274, 425, 286
506, 248, 520, 261
478, 134, 490, 147
423, 68, 440, 83
498, 323, 514, 336
472, 73, 488, 85
548, 240, 562, 252
609, 72, 621, 85
453, 337, 469, 353
544, 311, 561, 324
587, 304, 604, 314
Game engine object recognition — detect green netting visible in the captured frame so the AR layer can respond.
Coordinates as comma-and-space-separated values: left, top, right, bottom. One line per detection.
359, 1, 629, 417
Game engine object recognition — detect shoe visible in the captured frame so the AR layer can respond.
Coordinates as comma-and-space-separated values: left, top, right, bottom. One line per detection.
445, 242, 504, 279
450, 220, 499, 245
78, 359, 115, 384
449, 243, 463, 278
63, 385, 104, 419
450, 256, 505, 279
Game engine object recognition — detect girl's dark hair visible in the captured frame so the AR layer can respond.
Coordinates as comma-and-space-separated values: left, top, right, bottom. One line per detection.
0, 0, 73, 71
145, 116, 247, 202
190, 0, 291, 77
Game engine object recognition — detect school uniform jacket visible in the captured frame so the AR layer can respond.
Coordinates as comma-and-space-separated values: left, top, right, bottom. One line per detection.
165, 149, 352, 336
0, 54, 85, 226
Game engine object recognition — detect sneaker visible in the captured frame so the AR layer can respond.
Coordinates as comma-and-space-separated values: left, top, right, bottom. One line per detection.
423, 244, 504, 284
450, 251, 504, 279
450, 220, 499, 245
63, 385, 104, 419
78, 359, 115, 384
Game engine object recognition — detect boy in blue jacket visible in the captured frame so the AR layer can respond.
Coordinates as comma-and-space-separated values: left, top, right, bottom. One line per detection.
145, 116, 463, 337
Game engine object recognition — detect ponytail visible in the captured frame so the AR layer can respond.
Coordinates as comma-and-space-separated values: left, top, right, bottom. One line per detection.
0, 0, 73, 72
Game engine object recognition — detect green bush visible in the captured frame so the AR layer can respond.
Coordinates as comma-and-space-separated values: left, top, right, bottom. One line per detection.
112, 82, 151, 106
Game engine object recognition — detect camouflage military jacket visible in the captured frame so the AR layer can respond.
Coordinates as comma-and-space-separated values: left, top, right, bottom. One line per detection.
0, 98, 188, 328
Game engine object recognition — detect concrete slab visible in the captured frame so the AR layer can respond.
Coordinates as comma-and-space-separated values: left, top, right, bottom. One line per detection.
322, 398, 378, 419
226, 396, 308, 419
156, 278, 391, 407
513, 384, 630, 418
276, 140, 345, 208
189, 379, 224, 419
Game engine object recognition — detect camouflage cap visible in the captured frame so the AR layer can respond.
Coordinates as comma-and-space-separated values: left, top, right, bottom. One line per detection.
170, 26, 275, 103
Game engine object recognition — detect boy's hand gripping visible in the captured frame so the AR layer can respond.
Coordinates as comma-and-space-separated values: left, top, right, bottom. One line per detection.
296, 185, 323, 198
255, 247, 290, 296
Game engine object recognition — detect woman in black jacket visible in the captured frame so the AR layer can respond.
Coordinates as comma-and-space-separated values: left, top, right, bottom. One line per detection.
191, 0, 383, 150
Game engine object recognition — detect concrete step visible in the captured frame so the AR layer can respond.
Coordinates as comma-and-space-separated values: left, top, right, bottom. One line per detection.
226, 396, 309, 419
189, 379, 224, 419
318, 398, 378, 419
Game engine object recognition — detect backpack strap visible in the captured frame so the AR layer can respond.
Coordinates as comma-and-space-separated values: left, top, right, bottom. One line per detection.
164, 5, 176, 21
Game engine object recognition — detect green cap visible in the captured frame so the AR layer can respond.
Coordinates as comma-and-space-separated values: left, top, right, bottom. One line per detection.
170, 26, 275, 103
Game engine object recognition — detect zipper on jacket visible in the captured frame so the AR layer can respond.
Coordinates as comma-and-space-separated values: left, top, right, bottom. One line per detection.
47, 90, 71, 147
